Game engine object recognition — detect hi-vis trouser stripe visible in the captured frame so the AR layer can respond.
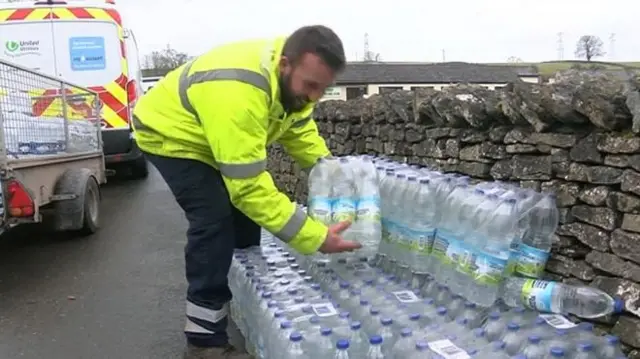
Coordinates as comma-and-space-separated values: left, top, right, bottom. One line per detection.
185, 301, 229, 335
132, 42, 309, 243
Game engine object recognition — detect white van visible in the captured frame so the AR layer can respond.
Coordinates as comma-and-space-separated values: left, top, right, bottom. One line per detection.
0, 0, 148, 178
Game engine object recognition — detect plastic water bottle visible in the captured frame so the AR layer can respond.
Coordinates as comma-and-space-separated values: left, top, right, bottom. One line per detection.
502, 277, 624, 318
365, 335, 385, 358
511, 193, 558, 279
308, 158, 335, 225
286, 332, 309, 359
353, 157, 382, 258
334, 339, 350, 359
332, 158, 357, 224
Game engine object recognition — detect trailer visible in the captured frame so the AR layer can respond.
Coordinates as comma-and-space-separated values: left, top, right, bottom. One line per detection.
0, 58, 106, 235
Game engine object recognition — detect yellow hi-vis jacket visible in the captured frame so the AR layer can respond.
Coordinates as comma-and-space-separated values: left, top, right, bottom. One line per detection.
132, 37, 331, 254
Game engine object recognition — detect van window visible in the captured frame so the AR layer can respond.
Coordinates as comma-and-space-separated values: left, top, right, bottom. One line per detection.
0, 21, 56, 75
51, 20, 122, 87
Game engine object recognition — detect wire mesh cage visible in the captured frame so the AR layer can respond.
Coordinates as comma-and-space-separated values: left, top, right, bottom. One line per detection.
0, 59, 102, 160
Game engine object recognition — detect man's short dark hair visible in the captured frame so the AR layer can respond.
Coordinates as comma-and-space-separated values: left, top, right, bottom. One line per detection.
283, 25, 346, 73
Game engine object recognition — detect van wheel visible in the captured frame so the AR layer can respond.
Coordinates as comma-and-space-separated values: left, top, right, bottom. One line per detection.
130, 155, 149, 179
78, 176, 100, 235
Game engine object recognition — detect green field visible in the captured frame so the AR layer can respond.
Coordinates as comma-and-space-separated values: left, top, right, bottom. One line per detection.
488, 60, 640, 77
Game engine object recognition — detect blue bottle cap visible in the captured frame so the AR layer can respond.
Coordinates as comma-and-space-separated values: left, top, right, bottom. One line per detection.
400, 328, 412, 337
336, 339, 349, 350
436, 307, 447, 315
457, 318, 468, 325
289, 332, 303, 342
465, 301, 477, 308
380, 317, 393, 325
339, 311, 350, 319
550, 347, 565, 357
489, 311, 501, 320
360, 299, 370, 306
474, 328, 485, 337
577, 341, 593, 351
350, 321, 362, 330
320, 327, 332, 336
280, 320, 292, 329
579, 322, 594, 331
492, 341, 506, 351
309, 316, 320, 324
507, 322, 520, 331
369, 335, 383, 345
410, 313, 421, 320
370, 308, 380, 315
339, 281, 350, 289
606, 335, 620, 345
528, 335, 541, 344
415, 340, 429, 350
423, 298, 435, 305
614, 298, 625, 313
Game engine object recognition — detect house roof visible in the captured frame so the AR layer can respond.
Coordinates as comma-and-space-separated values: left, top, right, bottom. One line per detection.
141, 61, 540, 84
335, 62, 538, 85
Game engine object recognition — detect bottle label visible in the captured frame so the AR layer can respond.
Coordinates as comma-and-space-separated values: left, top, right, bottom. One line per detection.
505, 248, 519, 276
356, 195, 381, 222
308, 196, 333, 225
455, 244, 477, 276
381, 218, 391, 243
310, 302, 338, 317
409, 228, 436, 256
432, 229, 454, 264
332, 197, 356, 223
539, 314, 577, 329
392, 290, 420, 303
513, 243, 550, 279
472, 251, 508, 286
440, 230, 462, 267
428, 339, 470, 359
520, 279, 555, 312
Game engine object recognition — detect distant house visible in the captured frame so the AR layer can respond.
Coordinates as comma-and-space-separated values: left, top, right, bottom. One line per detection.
322, 62, 540, 101
140, 61, 541, 100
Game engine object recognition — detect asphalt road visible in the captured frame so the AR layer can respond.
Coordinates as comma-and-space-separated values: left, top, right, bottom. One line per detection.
0, 165, 245, 359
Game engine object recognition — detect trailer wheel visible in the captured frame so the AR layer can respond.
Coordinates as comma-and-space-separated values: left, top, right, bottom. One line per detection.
51, 168, 101, 236
78, 176, 100, 235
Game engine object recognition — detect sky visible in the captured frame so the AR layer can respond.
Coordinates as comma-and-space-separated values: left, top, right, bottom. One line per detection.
120, 0, 639, 63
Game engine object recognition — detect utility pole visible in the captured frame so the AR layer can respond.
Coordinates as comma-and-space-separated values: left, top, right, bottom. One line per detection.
557, 32, 564, 60
609, 33, 616, 60
441, 49, 446, 62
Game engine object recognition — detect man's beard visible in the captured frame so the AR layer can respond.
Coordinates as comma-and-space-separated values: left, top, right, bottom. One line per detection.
279, 73, 309, 113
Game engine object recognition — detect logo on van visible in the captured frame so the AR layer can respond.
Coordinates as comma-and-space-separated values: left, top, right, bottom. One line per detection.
4, 40, 41, 57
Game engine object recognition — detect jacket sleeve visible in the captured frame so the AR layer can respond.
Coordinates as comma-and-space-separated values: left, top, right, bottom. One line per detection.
278, 116, 332, 169
188, 80, 328, 254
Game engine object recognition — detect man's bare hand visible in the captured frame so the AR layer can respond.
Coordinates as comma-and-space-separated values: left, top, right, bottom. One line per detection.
318, 221, 362, 254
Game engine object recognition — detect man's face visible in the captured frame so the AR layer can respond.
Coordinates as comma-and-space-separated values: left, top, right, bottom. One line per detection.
279, 53, 336, 113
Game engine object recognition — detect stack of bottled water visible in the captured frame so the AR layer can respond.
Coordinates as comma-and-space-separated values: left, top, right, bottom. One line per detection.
228, 229, 627, 359
228, 155, 627, 358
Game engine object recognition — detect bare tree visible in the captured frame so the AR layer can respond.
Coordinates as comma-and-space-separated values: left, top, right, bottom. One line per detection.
143, 44, 190, 70
575, 35, 605, 61
363, 51, 382, 63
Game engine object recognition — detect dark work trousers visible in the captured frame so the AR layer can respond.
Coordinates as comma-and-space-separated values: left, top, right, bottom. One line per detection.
145, 152, 261, 347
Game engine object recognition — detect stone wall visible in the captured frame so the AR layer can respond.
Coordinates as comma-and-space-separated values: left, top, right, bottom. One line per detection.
267, 71, 640, 355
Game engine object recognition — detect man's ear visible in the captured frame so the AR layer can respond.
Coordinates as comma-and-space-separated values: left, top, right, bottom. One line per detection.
279, 56, 290, 71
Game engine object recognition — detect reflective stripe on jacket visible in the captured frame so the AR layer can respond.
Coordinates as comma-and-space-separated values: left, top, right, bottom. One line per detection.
132, 37, 331, 254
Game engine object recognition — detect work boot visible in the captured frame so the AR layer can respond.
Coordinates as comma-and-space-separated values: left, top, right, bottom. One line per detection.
183, 343, 253, 359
